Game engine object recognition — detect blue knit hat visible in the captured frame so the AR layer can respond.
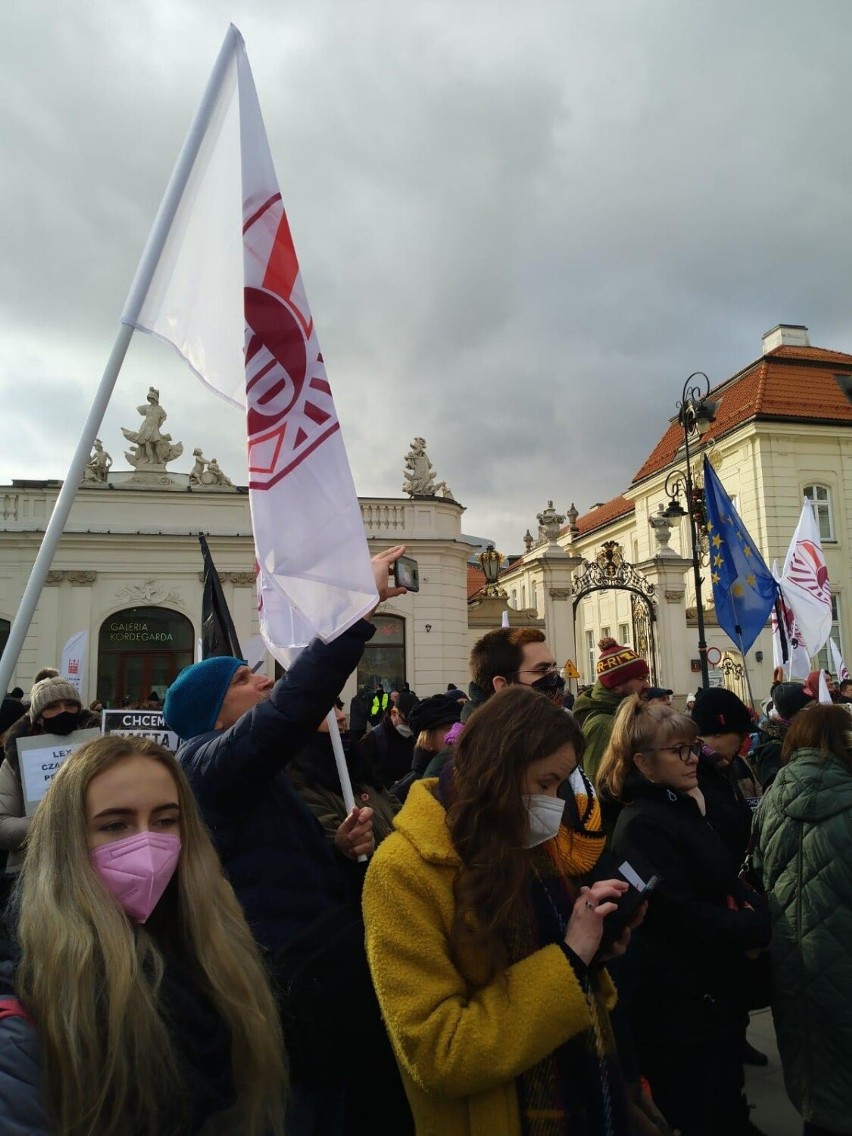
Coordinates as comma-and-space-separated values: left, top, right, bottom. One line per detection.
163, 656, 245, 740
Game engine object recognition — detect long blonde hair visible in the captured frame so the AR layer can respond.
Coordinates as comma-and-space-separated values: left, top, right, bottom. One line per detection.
596, 695, 697, 801
14, 736, 286, 1136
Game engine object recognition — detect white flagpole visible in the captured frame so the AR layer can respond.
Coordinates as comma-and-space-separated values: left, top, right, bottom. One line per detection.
325, 709, 368, 863
0, 27, 241, 697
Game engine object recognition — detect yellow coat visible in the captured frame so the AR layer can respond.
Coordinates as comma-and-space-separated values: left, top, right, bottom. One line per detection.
362, 778, 615, 1136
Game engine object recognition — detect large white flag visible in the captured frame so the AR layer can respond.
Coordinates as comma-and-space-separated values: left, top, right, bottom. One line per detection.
830, 638, 850, 683
771, 561, 811, 680
780, 500, 832, 658
122, 26, 377, 660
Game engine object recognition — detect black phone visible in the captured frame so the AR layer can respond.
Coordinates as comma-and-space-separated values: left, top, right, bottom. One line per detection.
392, 555, 420, 592
585, 849, 661, 956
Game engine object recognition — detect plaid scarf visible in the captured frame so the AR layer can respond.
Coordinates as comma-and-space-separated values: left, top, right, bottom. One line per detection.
508, 839, 631, 1136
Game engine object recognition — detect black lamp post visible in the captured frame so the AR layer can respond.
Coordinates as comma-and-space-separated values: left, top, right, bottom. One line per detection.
662, 372, 717, 691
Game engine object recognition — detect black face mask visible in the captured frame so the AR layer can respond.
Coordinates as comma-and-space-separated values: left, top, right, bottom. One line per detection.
42, 710, 80, 736
530, 671, 566, 699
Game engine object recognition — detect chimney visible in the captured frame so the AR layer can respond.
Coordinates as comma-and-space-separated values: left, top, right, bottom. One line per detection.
762, 323, 810, 355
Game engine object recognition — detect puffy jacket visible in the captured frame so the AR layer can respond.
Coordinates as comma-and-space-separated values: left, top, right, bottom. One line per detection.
177, 620, 374, 950
0, 1008, 48, 1133
753, 750, 852, 1129
612, 774, 770, 1046
572, 682, 625, 784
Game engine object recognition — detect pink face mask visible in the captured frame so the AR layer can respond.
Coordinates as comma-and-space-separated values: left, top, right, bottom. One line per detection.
91, 831, 181, 924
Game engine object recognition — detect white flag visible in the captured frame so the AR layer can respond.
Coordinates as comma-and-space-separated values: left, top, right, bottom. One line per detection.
60, 631, 88, 703
771, 561, 811, 680
780, 500, 832, 657
830, 638, 850, 683
122, 27, 377, 662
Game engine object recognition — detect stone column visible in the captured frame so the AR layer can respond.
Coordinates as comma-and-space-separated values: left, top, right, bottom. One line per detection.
524, 543, 584, 675
636, 555, 694, 697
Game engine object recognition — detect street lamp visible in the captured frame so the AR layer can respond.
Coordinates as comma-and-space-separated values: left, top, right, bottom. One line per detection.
662, 371, 717, 690
478, 544, 504, 596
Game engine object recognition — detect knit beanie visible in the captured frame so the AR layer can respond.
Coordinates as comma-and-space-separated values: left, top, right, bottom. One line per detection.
690, 687, 752, 736
596, 637, 649, 690
771, 682, 813, 720
408, 694, 463, 736
29, 677, 81, 722
163, 656, 246, 740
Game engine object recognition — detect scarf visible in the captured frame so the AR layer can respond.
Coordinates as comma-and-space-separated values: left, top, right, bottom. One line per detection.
556, 766, 606, 875
509, 842, 631, 1136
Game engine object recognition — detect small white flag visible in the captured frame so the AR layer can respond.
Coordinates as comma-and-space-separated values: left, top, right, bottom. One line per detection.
829, 638, 849, 683
780, 500, 832, 657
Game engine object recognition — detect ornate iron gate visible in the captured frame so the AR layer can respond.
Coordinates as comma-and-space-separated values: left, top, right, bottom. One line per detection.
571, 541, 658, 684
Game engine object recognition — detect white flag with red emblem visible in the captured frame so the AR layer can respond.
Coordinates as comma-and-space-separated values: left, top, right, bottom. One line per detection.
771, 561, 811, 680
121, 27, 377, 660
779, 500, 832, 658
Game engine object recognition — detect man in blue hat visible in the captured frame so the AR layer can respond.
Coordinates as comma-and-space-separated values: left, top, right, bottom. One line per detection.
163, 545, 408, 1135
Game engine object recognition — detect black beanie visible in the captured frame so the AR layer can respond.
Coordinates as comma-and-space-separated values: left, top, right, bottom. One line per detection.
771, 682, 813, 720
690, 687, 752, 735
408, 694, 462, 736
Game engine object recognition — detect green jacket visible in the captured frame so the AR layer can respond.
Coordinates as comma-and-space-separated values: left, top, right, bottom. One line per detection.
572, 682, 625, 784
753, 750, 852, 1128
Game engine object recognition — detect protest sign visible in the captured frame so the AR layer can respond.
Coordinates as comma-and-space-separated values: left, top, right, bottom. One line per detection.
101, 709, 180, 753
17, 728, 101, 816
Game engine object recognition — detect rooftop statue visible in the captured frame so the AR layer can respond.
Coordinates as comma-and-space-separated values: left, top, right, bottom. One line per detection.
403, 437, 437, 496
82, 439, 112, 484
122, 387, 183, 471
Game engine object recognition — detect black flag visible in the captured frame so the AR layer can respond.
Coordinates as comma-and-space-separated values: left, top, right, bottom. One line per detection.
199, 533, 243, 659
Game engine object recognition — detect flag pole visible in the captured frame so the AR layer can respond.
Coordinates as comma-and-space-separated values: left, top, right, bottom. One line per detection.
325, 710, 368, 864
0, 27, 241, 697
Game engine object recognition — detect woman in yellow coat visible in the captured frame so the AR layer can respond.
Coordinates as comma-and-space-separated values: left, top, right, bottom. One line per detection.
362, 685, 635, 1136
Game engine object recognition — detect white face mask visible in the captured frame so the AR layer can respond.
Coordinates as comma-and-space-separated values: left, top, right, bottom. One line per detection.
394, 723, 413, 738
524, 794, 564, 847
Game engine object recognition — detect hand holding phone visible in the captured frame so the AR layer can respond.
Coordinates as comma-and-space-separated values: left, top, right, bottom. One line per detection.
392, 555, 420, 592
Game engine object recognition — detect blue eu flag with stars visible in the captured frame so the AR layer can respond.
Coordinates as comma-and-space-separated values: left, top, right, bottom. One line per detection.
702, 456, 777, 654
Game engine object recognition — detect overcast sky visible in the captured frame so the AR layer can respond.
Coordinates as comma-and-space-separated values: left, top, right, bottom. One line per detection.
3, 1, 852, 553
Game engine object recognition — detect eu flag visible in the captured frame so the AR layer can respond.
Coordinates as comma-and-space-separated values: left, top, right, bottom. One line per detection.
702, 456, 778, 654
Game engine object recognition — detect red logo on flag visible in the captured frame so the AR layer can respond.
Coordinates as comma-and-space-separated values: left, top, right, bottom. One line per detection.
787, 540, 830, 605
67, 659, 79, 675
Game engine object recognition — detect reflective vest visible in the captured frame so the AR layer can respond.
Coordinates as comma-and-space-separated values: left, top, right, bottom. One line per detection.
371, 692, 389, 717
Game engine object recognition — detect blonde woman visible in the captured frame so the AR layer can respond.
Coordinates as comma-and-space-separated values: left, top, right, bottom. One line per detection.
0, 736, 286, 1135
604, 696, 770, 1136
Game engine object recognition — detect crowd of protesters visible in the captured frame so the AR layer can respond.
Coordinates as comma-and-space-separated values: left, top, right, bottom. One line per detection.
0, 590, 850, 1134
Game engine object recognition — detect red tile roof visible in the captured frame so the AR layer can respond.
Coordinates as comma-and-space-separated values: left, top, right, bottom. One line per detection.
467, 563, 486, 599
572, 495, 635, 537
633, 344, 852, 483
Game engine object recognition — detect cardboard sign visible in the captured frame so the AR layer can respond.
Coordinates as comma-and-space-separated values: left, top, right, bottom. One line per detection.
17, 728, 102, 816
101, 709, 181, 754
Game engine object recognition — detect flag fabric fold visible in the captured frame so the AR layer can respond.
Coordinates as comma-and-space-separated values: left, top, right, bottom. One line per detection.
771, 561, 811, 680
830, 638, 849, 683
122, 26, 377, 663
780, 500, 832, 658
702, 457, 777, 655
199, 534, 243, 660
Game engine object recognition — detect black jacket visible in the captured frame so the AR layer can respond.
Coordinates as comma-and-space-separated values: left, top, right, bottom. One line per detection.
178, 620, 374, 951
697, 752, 755, 871
612, 774, 770, 1045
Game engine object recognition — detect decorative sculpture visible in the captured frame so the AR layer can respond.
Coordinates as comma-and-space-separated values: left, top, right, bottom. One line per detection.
536, 500, 565, 546
648, 503, 675, 554
82, 439, 112, 483
121, 388, 183, 471
189, 448, 234, 488
402, 438, 437, 496
434, 480, 455, 500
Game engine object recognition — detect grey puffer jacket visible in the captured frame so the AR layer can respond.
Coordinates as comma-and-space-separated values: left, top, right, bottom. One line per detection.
753, 750, 852, 1129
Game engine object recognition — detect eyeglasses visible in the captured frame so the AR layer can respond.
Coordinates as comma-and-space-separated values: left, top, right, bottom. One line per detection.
654, 741, 702, 762
516, 663, 559, 677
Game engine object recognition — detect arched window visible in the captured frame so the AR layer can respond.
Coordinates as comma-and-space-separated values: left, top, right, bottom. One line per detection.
98, 606, 195, 707
804, 485, 834, 542
531, 581, 538, 613
521, 584, 527, 609
511, 589, 518, 609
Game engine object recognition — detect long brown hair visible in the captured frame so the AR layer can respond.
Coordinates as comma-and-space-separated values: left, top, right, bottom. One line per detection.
446, 685, 583, 982
781, 703, 852, 769
14, 736, 286, 1136
596, 695, 697, 801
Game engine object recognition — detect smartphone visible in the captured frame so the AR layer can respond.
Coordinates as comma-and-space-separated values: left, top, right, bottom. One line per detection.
585, 850, 661, 956
392, 555, 420, 592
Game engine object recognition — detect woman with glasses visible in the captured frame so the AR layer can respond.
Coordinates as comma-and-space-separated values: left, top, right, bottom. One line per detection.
600, 696, 770, 1136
